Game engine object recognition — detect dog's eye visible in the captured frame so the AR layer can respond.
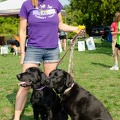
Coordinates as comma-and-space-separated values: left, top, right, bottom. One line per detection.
27, 70, 30, 73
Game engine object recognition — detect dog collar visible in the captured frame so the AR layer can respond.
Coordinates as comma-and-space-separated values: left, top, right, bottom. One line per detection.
64, 83, 74, 94
36, 86, 45, 90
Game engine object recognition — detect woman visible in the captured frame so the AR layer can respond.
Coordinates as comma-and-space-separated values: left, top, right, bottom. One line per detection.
110, 15, 120, 70
111, 16, 119, 56
14, 0, 81, 119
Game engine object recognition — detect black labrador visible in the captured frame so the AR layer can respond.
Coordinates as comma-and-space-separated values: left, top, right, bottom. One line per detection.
45, 69, 113, 120
17, 67, 68, 120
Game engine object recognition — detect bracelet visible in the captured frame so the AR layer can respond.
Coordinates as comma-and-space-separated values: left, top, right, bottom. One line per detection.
20, 52, 25, 55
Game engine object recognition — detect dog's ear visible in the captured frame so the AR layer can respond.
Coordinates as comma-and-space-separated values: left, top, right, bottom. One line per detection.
41, 72, 47, 80
37, 69, 47, 84
40, 72, 47, 84
63, 71, 74, 87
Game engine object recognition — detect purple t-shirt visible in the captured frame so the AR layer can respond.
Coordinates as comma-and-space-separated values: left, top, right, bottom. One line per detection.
19, 0, 63, 48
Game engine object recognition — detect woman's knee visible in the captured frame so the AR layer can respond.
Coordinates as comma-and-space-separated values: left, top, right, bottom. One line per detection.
112, 38, 117, 44
22, 64, 39, 72
112, 39, 116, 43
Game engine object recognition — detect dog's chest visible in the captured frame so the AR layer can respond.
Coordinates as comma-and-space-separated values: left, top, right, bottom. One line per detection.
31, 90, 46, 102
60, 93, 75, 108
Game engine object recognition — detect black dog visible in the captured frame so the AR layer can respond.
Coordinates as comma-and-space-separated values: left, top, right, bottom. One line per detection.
17, 67, 68, 120
45, 69, 113, 120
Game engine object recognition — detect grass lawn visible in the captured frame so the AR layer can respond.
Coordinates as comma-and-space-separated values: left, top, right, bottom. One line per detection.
0, 38, 120, 120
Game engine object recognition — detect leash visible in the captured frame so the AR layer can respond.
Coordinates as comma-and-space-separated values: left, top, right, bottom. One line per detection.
56, 32, 80, 68
56, 29, 86, 77
68, 41, 75, 77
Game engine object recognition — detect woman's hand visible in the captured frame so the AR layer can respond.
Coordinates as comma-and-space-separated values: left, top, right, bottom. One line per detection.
73, 25, 86, 35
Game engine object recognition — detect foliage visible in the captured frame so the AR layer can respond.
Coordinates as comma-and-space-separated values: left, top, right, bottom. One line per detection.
0, 39, 120, 120
0, 17, 19, 35
64, 0, 120, 35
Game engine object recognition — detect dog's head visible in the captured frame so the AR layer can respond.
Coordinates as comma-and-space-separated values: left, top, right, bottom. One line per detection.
45, 69, 74, 94
17, 67, 47, 89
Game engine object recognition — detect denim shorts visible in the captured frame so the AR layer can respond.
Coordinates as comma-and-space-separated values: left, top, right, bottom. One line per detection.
24, 47, 60, 64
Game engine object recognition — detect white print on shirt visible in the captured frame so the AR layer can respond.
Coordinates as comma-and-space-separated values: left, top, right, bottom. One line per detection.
33, 4, 56, 19
40, 4, 46, 9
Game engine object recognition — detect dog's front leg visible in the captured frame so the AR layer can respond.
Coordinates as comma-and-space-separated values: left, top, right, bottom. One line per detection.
33, 106, 39, 120
47, 109, 53, 120
71, 115, 80, 120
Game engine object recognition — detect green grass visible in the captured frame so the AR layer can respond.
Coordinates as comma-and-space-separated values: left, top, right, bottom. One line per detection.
0, 39, 120, 120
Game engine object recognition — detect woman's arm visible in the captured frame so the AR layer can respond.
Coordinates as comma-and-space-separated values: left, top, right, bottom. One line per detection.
19, 17, 27, 65
111, 31, 120, 34
19, 17, 27, 54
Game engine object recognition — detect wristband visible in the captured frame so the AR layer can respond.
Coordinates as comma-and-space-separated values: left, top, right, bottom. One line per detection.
78, 25, 85, 30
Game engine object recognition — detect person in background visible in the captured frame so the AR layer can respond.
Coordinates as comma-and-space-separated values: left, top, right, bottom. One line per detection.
59, 30, 67, 51
110, 15, 120, 70
111, 11, 120, 56
13, 0, 83, 119
58, 29, 63, 53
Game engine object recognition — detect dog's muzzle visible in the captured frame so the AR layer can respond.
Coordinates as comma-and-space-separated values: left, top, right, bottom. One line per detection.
44, 78, 51, 86
18, 81, 32, 87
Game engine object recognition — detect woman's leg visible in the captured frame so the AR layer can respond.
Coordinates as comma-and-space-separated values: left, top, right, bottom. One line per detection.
110, 47, 119, 70
14, 87, 30, 120
14, 63, 39, 120
112, 36, 117, 56
43, 47, 60, 76
114, 47, 119, 65
60, 39, 63, 50
63, 39, 66, 51
43, 62, 58, 76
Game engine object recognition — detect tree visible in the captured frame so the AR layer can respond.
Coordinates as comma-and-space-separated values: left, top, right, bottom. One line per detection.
0, 17, 19, 36
66, 0, 120, 34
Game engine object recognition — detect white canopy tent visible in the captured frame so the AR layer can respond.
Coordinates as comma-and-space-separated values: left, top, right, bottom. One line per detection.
0, 0, 26, 16
0, 0, 66, 16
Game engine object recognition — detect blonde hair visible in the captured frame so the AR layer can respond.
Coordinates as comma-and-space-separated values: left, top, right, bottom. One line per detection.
115, 11, 120, 17
113, 11, 120, 22
117, 15, 120, 22
32, 0, 38, 8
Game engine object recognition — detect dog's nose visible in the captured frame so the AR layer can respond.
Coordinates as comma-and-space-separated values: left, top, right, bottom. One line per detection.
16, 74, 21, 80
45, 79, 50, 85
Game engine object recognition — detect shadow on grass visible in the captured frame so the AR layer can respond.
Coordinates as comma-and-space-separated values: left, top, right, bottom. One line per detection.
6, 89, 33, 120
9, 114, 33, 120
91, 62, 111, 68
